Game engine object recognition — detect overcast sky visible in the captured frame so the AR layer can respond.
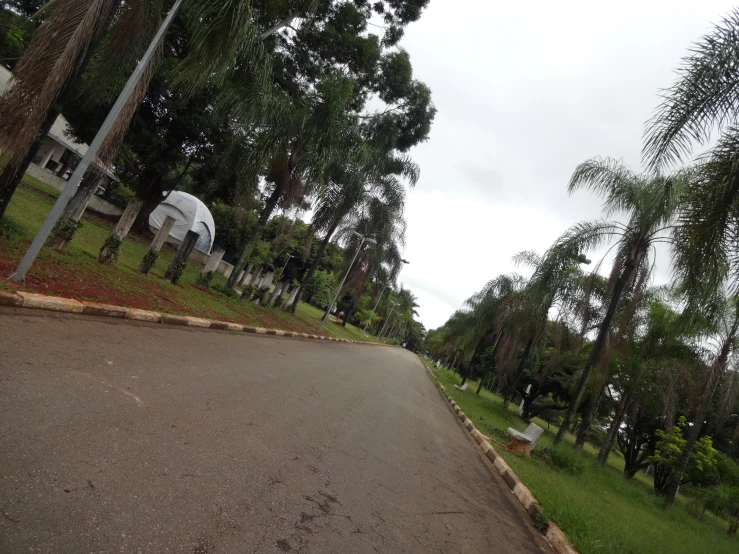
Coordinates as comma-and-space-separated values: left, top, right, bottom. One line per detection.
395, 0, 735, 330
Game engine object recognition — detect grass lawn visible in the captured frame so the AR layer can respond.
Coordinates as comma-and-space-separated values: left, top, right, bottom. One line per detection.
0, 177, 377, 342
422, 359, 738, 554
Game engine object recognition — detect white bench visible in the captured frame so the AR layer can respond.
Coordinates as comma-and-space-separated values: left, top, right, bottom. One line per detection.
454, 383, 469, 392
506, 423, 544, 457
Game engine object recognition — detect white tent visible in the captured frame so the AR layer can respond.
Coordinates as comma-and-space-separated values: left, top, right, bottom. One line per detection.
149, 191, 216, 254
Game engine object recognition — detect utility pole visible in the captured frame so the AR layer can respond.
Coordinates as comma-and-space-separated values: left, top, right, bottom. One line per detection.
378, 301, 397, 341
320, 231, 375, 331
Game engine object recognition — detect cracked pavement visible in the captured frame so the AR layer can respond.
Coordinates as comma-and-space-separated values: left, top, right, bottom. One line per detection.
0, 309, 553, 553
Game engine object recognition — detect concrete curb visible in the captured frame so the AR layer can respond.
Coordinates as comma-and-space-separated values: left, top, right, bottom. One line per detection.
419, 358, 579, 554
0, 290, 386, 346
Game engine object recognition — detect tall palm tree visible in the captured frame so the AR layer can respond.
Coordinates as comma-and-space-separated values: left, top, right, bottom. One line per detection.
290, 151, 416, 310
224, 73, 362, 289
552, 158, 688, 445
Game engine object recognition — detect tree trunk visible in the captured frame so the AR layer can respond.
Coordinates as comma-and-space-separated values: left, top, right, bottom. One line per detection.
139, 215, 175, 274
267, 280, 286, 308
595, 390, 629, 469
196, 246, 225, 288
284, 286, 300, 311
225, 187, 280, 289
0, 109, 58, 218
47, 171, 105, 251
164, 230, 199, 284
99, 196, 145, 264
132, 181, 164, 234
554, 260, 636, 445
663, 341, 731, 502
575, 385, 605, 451
342, 295, 357, 327
299, 218, 340, 300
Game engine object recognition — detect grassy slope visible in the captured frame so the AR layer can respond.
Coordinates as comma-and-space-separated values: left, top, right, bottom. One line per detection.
423, 360, 737, 554
1, 178, 377, 342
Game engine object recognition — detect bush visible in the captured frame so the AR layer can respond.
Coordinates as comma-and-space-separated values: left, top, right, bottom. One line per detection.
107, 182, 135, 209
535, 445, 588, 475
212, 284, 239, 298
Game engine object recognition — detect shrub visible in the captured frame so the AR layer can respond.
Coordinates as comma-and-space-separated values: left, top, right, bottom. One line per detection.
108, 182, 135, 209
212, 284, 239, 299
535, 445, 588, 475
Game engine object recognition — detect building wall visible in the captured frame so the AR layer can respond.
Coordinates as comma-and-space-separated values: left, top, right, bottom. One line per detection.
35, 137, 66, 170
25, 163, 123, 217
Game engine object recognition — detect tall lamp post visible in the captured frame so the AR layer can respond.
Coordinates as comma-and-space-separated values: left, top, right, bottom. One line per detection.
278, 253, 293, 280
362, 258, 409, 338
319, 231, 375, 331
361, 281, 387, 338
378, 300, 398, 341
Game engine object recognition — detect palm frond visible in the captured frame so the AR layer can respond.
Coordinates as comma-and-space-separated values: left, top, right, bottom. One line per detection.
643, 9, 739, 169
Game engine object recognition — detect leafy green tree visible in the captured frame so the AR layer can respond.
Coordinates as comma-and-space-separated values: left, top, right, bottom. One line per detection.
651, 416, 720, 495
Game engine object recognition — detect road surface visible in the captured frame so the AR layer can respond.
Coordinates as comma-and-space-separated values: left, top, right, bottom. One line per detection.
0, 308, 552, 553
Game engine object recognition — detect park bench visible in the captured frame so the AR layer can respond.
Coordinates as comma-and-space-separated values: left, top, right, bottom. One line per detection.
453, 383, 469, 392
506, 423, 544, 458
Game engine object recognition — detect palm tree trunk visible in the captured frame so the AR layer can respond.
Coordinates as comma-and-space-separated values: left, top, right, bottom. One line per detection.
47, 171, 105, 251
505, 338, 534, 407
297, 217, 341, 302
595, 390, 629, 468
663, 340, 732, 502
99, 196, 145, 264
0, 110, 58, 218
0, 0, 120, 218
554, 260, 636, 445
226, 187, 280, 289
575, 379, 608, 451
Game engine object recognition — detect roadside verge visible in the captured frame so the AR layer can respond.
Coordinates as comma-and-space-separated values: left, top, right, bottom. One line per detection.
418, 356, 578, 554
0, 290, 383, 345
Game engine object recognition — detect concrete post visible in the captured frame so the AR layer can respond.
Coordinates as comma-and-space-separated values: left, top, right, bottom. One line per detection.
284, 286, 300, 311
201, 247, 225, 275
139, 216, 176, 274
239, 263, 254, 287
259, 270, 275, 291
267, 281, 286, 308
164, 230, 199, 284
195, 246, 225, 287
99, 196, 144, 264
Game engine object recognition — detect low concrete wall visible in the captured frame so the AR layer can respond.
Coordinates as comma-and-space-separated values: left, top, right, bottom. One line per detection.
25, 163, 123, 217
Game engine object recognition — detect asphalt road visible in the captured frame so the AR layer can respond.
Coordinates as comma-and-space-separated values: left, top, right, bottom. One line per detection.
0, 308, 552, 554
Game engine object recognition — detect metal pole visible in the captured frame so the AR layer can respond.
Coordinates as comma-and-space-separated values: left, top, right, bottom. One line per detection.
279, 254, 292, 279
9, 0, 186, 284
361, 282, 387, 337
320, 236, 365, 331
378, 302, 397, 340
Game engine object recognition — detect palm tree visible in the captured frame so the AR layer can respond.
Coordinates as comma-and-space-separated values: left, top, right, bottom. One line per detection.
552, 158, 688, 446
463, 273, 526, 395
224, 73, 362, 289
288, 150, 416, 310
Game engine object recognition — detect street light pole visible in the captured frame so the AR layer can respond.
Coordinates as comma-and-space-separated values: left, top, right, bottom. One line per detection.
319, 231, 375, 331
378, 301, 397, 341
9, 0, 186, 284
278, 254, 293, 280
361, 281, 387, 338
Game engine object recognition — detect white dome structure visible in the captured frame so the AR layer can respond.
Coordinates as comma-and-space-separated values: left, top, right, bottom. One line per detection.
149, 191, 215, 254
